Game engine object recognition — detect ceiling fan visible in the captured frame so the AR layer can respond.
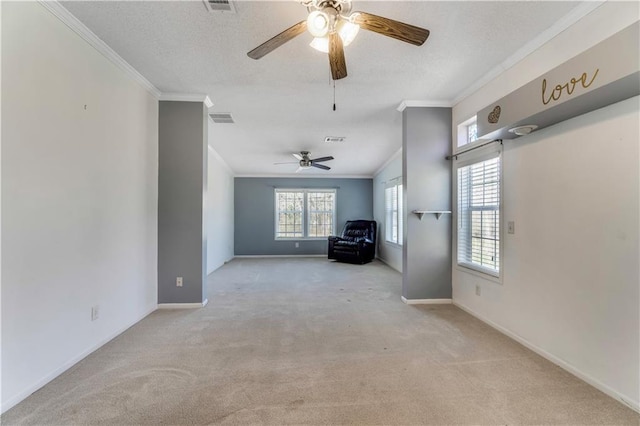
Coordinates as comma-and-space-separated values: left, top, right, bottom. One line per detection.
274, 151, 334, 172
247, 0, 430, 80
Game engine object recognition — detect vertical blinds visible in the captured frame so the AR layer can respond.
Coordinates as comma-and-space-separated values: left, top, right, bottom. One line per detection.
457, 156, 500, 275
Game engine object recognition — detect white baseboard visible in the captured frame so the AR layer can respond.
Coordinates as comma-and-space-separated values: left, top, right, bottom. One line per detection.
401, 297, 452, 305
157, 299, 208, 309
452, 300, 640, 414
0, 304, 157, 414
234, 255, 327, 258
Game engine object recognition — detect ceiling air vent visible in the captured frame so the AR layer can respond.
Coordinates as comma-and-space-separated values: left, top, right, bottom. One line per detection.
324, 136, 346, 143
203, 0, 236, 13
209, 113, 235, 124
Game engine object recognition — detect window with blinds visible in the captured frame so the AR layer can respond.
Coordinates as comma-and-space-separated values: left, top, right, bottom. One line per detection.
275, 189, 336, 239
457, 156, 500, 276
385, 181, 403, 245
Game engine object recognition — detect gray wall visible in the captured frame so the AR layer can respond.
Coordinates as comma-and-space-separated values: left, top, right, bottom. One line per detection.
235, 178, 373, 255
158, 101, 208, 304
373, 153, 403, 272
402, 107, 452, 300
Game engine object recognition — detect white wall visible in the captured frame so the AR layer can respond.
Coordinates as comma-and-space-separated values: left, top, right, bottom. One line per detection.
206, 139, 234, 274
1, 2, 158, 412
452, 1, 639, 412
373, 151, 402, 272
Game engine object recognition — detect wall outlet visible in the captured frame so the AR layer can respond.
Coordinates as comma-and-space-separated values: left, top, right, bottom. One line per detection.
91, 305, 99, 321
508, 221, 515, 234
295, 242, 299, 248
475, 285, 481, 296
176, 277, 183, 287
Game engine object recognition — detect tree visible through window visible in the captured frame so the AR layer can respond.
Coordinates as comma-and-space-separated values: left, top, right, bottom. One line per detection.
275, 189, 336, 239
275, 191, 304, 238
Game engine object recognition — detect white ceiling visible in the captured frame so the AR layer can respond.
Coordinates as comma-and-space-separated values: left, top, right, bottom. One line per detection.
61, 0, 583, 177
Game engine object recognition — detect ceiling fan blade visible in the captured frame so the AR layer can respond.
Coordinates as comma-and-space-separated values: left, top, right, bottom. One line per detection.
247, 21, 308, 60
292, 153, 303, 161
311, 156, 334, 163
295, 166, 304, 173
312, 163, 331, 171
274, 161, 299, 165
352, 12, 430, 46
328, 32, 347, 80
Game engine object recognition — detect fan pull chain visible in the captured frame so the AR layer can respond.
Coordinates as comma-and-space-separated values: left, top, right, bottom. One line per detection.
333, 80, 336, 111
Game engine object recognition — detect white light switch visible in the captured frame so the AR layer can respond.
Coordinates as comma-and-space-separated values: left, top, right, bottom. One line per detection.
176, 277, 183, 287
508, 221, 515, 234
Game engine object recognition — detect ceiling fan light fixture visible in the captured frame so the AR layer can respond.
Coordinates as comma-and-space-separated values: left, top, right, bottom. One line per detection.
338, 20, 359, 46
310, 20, 360, 53
307, 10, 330, 37
310, 37, 329, 53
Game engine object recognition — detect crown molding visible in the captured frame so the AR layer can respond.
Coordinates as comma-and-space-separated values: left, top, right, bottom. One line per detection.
452, 0, 606, 106
160, 93, 213, 108
38, 0, 161, 98
397, 100, 452, 112
373, 147, 402, 177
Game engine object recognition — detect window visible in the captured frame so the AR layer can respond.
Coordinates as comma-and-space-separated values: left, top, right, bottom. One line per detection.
275, 189, 336, 239
457, 116, 478, 148
457, 155, 501, 276
385, 180, 403, 245
467, 122, 478, 144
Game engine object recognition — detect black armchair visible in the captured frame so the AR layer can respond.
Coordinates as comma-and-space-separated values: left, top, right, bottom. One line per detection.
328, 220, 377, 264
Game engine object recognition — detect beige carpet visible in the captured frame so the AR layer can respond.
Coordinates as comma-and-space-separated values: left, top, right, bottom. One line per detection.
2, 258, 638, 425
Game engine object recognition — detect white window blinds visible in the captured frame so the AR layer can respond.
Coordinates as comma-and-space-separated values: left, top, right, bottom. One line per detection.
457, 156, 500, 276
385, 180, 403, 245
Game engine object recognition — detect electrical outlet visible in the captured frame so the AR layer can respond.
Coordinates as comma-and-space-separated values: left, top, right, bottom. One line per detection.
295, 242, 299, 248
508, 221, 515, 234
475, 285, 481, 296
91, 305, 99, 321
176, 277, 183, 287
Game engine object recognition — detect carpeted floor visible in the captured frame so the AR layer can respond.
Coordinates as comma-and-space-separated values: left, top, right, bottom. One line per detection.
2, 258, 638, 425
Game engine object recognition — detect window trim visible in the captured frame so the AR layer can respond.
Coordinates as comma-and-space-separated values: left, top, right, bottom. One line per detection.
384, 178, 403, 247
455, 115, 491, 155
453, 145, 503, 283
274, 188, 337, 240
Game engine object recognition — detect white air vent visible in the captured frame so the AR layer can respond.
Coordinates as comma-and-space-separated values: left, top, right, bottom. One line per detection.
209, 113, 234, 124
324, 136, 346, 143
203, 0, 236, 13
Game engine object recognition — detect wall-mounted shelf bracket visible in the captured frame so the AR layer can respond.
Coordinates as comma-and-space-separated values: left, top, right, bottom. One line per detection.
412, 210, 452, 220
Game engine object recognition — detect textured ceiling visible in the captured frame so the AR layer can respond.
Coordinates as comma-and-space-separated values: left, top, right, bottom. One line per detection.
62, 0, 582, 176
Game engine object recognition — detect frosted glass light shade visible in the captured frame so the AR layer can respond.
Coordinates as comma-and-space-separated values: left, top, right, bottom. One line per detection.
307, 11, 329, 37
309, 21, 360, 53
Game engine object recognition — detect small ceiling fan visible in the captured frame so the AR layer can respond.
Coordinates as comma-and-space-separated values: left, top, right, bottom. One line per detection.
274, 151, 334, 172
247, 0, 430, 80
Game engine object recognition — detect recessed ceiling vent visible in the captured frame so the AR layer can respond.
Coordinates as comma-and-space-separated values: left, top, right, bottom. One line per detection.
324, 136, 346, 143
209, 113, 234, 124
203, 0, 236, 13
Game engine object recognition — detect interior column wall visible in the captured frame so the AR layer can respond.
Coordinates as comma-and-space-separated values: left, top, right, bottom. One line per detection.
402, 107, 452, 300
158, 101, 208, 304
